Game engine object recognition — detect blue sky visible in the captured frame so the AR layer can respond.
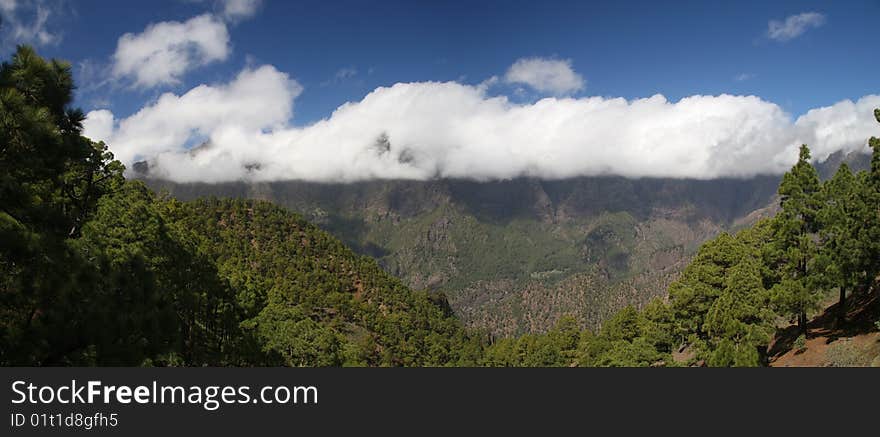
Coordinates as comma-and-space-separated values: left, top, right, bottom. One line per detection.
4, 0, 876, 123
2, 0, 878, 183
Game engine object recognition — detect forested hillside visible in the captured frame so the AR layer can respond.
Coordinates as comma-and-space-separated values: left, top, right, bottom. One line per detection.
146, 168, 791, 336
2, 47, 878, 367
482, 138, 880, 366
0, 47, 479, 366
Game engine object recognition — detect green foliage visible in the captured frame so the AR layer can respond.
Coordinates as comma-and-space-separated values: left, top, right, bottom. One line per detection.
243, 304, 347, 366
1, 46, 127, 365
169, 198, 482, 366
706, 339, 761, 367
860, 112, 880, 288
812, 163, 865, 325
572, 305, 672, 367
481, 315, 582, 366
769, 145, 823, 334
669, 232, 745, 342
371, 206, 592, 292
640, 298, 675, 354
591, 337, 664, 367
702, 257, 774, 366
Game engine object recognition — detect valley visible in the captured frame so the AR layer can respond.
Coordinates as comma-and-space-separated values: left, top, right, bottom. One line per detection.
144, 174, 777, 336
143, 151, 870, 337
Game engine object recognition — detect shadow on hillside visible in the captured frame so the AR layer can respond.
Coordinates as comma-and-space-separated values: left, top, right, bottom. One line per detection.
768, 286, 880, 361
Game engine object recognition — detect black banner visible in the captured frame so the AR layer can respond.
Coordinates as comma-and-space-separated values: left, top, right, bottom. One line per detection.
0, 368, 871, 435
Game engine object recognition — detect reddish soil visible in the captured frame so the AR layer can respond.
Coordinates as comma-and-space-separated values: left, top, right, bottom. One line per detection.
769, 289, 880, 367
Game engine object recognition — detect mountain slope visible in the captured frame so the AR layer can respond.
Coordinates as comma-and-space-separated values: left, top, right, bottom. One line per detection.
145, 175, 776, 336
769, 290, 880, 367
165, 196, 481, 366
144, 152, 871, 337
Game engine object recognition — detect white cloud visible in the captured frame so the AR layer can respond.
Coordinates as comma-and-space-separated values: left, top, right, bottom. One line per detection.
221, 0, 261, 21
735, 73, 755, 82
84, 64, 880, 183
0, 1, 60, 47
504, 57, 585, 95
794, 97, 880, 161
767, 12, 825, 42
86, 65, 300, 167
82, 109, 115, 144
111, 13, 230, 88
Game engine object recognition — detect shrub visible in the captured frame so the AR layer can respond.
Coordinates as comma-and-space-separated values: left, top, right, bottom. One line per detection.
825, 340, 868, 367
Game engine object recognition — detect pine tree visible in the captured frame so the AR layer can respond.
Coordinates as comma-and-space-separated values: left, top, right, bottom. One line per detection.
703, 256, 774, 366
816, 163, 861, 325
668, 232, 744, 343
0, 46, 125, 364
862, 109, 880, 289
770, 145, 822, 336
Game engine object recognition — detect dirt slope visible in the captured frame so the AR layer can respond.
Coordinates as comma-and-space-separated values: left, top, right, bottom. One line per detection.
769, 290, 880, 367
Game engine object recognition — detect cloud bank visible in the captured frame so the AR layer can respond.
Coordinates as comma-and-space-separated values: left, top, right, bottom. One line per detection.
767, 12, 825, 42
83, 62, 879, 183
